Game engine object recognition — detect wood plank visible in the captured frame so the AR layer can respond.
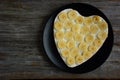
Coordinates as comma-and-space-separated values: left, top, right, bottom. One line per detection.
0, 0, 119, 79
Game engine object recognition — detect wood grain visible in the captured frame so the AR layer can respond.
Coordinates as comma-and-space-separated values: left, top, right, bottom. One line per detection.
0, 0, 119, 79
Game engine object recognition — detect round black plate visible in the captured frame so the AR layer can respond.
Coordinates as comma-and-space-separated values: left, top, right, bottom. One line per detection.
43, 3, 113, 73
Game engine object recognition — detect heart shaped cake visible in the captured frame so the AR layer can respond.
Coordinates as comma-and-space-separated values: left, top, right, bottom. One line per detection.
53, 9, 108, 68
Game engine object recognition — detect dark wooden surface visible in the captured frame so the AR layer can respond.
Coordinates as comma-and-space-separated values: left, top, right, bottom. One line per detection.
0, 0, 119, 79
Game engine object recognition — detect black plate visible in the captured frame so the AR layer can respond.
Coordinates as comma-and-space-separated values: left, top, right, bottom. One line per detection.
43, 3, 113, 73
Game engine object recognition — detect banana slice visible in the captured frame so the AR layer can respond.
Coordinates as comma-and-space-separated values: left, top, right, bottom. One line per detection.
90, 24, 99, 34
75, 16, 84, 24
64, 20, 74, 29
74, 33, 83, 42
72, 24, 80, 33
65, 31, 74, 40
80, 25, 89, 34
83, 52, 92, 59
93, 38, 102, 47
97, 31, 108, 40
84, 17, 92, 25
79, 42, 88, 52
85, 34, 94, 43
58, 12, 68, 21
88, 44, 97, 53
58, 40, 66, 49
75, 54, 84, 64
66, 56, 75, 65
68, 10, 78, 20
67, 40, 75, 49
70, 48, 79, 57
61, 49, 70, 58
93, 16, 101, 23
55, 31, 64, 40
54, 21, 63, 31
98, 21, 108, 31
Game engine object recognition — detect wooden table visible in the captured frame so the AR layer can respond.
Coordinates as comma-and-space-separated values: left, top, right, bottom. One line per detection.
0, 0, 119, 79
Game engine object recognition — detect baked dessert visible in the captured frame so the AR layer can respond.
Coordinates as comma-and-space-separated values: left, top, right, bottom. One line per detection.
54, 9, 108, 68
